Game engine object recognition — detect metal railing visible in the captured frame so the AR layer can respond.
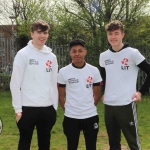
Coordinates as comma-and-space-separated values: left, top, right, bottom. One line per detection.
0, 36, 150, 94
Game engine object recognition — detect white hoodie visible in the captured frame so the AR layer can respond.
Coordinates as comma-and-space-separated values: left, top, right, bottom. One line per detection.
10, 40, 58, 113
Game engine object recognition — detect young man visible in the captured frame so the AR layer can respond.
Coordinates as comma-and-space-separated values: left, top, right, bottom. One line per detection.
57, 39, 102, 150
10, 20, 58, 150
99, 20, 150, 150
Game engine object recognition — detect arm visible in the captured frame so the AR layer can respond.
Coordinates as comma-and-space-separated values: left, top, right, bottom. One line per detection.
57, 69, 66, 110
51, 57, 58, 110
99, 66, 106, 93
58, 86, 66, 110
138, 60, 150, 95
93, 83, 101, 106
132, 60, 150, 102
10, 64, 24, 122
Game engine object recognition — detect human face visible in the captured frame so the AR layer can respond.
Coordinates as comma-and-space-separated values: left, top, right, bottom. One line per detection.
107, 29, 124, 51
70, 45, 87, 67
31, 29, 49, 50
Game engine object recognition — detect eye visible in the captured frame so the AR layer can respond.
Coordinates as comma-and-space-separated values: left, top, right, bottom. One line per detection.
108, 33, 112, 35
37, 31, 42, 34
72, 50, 76, 53
44, 31, 48, 34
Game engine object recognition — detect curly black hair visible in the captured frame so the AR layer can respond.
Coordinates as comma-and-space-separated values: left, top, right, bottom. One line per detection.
69, 39, 86, 50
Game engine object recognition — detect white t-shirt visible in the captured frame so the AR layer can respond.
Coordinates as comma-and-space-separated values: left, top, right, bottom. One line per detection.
57, 63, 102, 119
99, 47, 145, 106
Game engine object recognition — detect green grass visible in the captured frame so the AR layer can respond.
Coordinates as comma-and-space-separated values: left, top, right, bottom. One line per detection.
0, 91, 150, 150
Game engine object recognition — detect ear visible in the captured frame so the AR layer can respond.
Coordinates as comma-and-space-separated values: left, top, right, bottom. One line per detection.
122, 32, 125, 39
30, 32, 33, 38
84, 49, 87, 55
69, 50, 72, 56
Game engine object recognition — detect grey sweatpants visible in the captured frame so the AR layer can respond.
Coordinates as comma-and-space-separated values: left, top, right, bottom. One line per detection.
105, 102, 141, 150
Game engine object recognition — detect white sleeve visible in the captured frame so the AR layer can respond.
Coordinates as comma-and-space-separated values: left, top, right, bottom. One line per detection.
57, 69, 65, 84
93, 68, 102, 83
51, 56, 58, 110
10, 64, 24, 113
134, 49, 145, 65
99, 54, 105, 67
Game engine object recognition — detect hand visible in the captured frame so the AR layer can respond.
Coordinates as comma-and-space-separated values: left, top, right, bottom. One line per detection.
16, 113, 22, 123
132, 92, 142, 102
101, 95, 104, 101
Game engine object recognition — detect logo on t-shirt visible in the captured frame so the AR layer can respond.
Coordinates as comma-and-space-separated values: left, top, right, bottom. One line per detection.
68, 78, 79, 84
121, 58, 129, 70
104, 59, 114, 65
29, 59, 39, 65
46, 60, 52, 72
86, 76, 92, 88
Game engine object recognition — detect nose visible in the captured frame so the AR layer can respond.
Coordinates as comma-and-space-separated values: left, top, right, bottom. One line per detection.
40, 32, 45, 37
111, 34, 116, 38
75, 51, 79, 55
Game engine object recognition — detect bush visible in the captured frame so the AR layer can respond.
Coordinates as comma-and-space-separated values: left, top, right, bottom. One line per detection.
0, 73, 11, 91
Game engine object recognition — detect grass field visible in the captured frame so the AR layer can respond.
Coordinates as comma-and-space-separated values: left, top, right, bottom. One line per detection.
0, 91, 150, 150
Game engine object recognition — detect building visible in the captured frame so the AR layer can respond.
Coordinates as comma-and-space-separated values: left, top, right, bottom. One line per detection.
0, 25, 17, 74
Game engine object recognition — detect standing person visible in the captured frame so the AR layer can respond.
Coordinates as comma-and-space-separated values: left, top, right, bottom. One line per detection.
57, 39, 102, 150
10, 20, 58, 150
99, 20, 150, 150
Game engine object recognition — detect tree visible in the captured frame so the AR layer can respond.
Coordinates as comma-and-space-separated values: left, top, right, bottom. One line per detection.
124, 15, 150, 48
0, 0, 58, 38
0, 0, 150, 67
53, 0, 150, 67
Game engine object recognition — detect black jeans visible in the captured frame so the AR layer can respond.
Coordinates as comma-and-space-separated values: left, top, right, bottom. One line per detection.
63, 115, 99, 150
17, 106, 56, 150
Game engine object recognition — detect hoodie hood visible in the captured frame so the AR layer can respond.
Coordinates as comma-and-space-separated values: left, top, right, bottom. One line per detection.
28, 40, 52, 54
109, 43, 130, 53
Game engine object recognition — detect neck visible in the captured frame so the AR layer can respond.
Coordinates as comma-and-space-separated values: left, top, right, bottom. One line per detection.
32, 41, 43, 50
112, 43, 124, 52
72, 61, 85, 68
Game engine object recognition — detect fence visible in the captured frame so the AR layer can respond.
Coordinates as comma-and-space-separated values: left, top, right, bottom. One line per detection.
0, 36, 150, 94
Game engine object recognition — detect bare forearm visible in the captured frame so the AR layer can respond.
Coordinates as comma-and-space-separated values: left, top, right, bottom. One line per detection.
93, 86, 101, 106
59, 98, 65, 110
94, 96, 100, 106
58, 86, 66, 110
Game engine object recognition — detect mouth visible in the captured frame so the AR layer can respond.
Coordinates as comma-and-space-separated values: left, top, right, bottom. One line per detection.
39, 39, 45, 42
75, 57, 81, 59
111, 40, 117, 42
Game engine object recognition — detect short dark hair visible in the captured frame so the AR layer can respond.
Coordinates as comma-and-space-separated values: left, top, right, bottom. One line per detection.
69, 39, 86, 50
30, 20, 50, 32
105, 20, 124, 32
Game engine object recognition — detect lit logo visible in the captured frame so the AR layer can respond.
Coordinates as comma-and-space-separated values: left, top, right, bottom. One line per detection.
46, 60, 52, 72
121, 58, 129, 70
86, 76, 92, 88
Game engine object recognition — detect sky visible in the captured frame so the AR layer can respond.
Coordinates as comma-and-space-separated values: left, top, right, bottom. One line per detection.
0, 0, 150, 25
0, 0, 17, 25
